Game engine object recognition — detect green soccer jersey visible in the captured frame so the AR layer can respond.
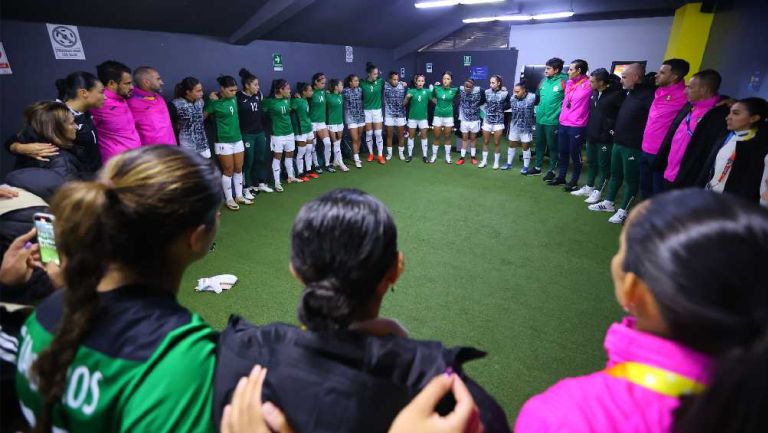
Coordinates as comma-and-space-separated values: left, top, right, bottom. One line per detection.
536, 72, 568, 126
309, 89, 328, 123
205, 96, 242, 142
407, 88, 430, 120
433, 86, 458, 118
15, 287, 217, 433
291, 97, 313, 134
362, 77, 384, 110
263, 97, 294, 136
327, 93, 344, 125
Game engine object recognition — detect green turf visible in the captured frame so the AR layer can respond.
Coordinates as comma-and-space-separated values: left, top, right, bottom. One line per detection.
178, 143, 624, 423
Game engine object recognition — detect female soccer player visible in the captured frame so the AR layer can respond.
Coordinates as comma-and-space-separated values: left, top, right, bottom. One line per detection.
263, 79, 297, 192
457, 78, 484, 165
480, 75, 510, 169
309, 72, 335, 173
404, 74, 430, 163
505, 82, 536, 173
431, 71, 459, 164
292, 82, 315, 183
204, 75, 252, 210
384, 71, 408, 161
362, 62, 386, 164
343, 74, 365, 168
236, 69, 273, 194
327, 78, 349, 171
171, 77, 210, 160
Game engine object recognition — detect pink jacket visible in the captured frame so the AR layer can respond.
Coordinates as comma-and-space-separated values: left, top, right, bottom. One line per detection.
515, 317, 713, 433
641, 81, 687, 154
91, 88, 141, 162
559, 76, 592, 127
664, 95, 720, 182
127, 88, 177, 146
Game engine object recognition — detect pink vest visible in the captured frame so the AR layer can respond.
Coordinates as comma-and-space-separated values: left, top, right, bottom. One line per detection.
664, 95, 719, 182
515, 317, 713, 433
127, 88, 177, 146
91, 89, 142, 162
641, 81, 687, 154
559, 76, 592, 127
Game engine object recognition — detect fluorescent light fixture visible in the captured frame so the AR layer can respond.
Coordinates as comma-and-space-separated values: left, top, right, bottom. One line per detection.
463, 16, 497, 23
532, 11, 575, 19
496, 14, 533, 21
415, 0, 503, 8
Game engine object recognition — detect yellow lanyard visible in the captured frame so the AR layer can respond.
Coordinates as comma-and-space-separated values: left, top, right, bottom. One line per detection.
604, 362, 707, 398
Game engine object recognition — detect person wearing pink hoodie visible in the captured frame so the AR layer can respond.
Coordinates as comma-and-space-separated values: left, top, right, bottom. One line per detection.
91, 60, 141, 162
516, 189, 768, 433
127, 66, 177, 146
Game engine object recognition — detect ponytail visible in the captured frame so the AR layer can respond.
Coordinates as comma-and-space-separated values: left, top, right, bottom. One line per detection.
269, 79, 288, 98
174, 76, 201, 100
238, 68, 257, 88
54, 71, 100, 102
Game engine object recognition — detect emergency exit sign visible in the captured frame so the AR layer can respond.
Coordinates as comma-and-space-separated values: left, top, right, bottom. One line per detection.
463, 55, 472, 66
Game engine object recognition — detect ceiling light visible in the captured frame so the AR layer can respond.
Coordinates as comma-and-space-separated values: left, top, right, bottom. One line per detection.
462, 10, 574, 23
463, 16, 497, 23
496, 15, 534, 21
532, 11, 575, 19
415, 0, 503, 8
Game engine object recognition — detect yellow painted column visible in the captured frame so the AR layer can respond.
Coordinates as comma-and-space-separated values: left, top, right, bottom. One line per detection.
664, 2, 715, 75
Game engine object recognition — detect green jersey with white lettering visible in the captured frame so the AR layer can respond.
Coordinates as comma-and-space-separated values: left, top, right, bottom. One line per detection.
263, 97, 294, 136
433, 86, 458, 118
15, 286, 217, 433
362, 77, 384, 110
205, 97, 241, 142
407, 88, 430, 121
291, 97, 313, 134
309, 89, 328, 123
327, 93, 344, 125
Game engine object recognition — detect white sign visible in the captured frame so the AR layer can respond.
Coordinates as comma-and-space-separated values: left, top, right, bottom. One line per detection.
0, 43, 12, 75
46, 24, 86, 60
426, 63, 433, 73
399, 67, 406, 78
345, 46, 353, 63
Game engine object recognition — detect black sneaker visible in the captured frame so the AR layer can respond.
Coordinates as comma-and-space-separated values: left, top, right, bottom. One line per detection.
325, 165, 336, 173
527, 167, 542, 176
543, 171, 556, 182
316, 167, 324, 174
563, 182, 578, 192
422, 156, 428, 163
405, 155, 413, 163
546, 178, 566, 186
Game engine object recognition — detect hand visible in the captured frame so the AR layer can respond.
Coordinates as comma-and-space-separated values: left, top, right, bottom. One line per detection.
716, 98, 736, 108
0, 229, 43, 287
209, 92, 220, 101
45, 261, 65, 289
0, 186, 19, 199
388, 372, 484, 433
221, 365, 294, 433
10, 142, 59, 162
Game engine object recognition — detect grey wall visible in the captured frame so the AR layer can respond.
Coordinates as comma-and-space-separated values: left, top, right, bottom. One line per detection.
508, 17, 674, 75
0, 19, 404, 174
701, 0, 768, 99
415, 50, 518, 89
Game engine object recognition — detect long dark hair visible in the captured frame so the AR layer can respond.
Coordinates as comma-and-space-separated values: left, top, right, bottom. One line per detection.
735, 97, 768, 133
216, 75, 237, 88
294, 189, 398, 332
329, 79, 341, 93
174, 76, 201, 99
31, 146, 222, 433
55, 71, 100, 101
294, 81, 311, 98
268, 79, 289, 98
238, 68, 257, 87
343, 74, 358, 88
312, 72, 325, 88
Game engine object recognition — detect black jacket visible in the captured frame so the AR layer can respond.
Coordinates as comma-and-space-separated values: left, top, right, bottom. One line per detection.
697, 128, 768, 203
69, 109, 102, 174
586, 86, 625, 144
612, 84, 655, 149
214, 316, 512, 433
5, 127, 86, 181
653, 99, 730, 189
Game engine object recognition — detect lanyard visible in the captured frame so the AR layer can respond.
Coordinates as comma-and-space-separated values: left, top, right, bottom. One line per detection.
714, 129, 758, 184
565, 77, 588, 108
685, 112, 695, 137
604, 362, 707, 398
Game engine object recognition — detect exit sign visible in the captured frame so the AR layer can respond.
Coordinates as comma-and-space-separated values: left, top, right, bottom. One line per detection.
463, 55, 472, 66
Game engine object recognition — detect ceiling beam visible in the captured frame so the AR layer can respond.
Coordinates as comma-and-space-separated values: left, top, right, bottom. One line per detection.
228, 0, 315, 45
392, 20, 468, 59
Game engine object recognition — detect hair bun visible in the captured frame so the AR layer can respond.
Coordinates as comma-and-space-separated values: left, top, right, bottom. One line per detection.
298, 278, 352, 332
239, 68, 251, 79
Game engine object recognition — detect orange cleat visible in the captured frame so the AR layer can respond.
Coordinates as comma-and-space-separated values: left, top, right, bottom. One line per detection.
471, 157, 478, 165
367, 154, 375, 162
456, 158, 465, 165
377, 155, 386, 165
300, 176, 311, 182
308, 172, 319, 179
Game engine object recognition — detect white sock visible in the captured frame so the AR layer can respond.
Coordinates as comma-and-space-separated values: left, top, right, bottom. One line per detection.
421, 140, 428, 158
272, 158, 281, 185
323, 137, 332, 166
444, 145, 451, 159
333, 141, 343, 164
310, 143, 319, 167
365, 130, 374, 154
233, 172, 243, 198
354, 153, 361, 162
460, 147, 467, 158
398, 146, 404, 158
523, 149, 531, 168
494, 153, 500, 166
482, 151, 488, 163
471, 146, 477, 157
408, 138, 415, 155
507, 148, 516, 165
388, 146, 394, 157
304, 144, 313, 171
374, 129, 383, 155
284, 157, 295, 179
432, 145, 439, 157
222, 175, 233, 202
296, 146, 306, 174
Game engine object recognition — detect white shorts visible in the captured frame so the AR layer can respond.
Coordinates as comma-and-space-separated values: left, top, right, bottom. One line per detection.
346, 121, 365, 129
295, 132, 314, 142
385, 116, 407, 127
407, 119, 429, 130
215, 140, 245, 156
432, 116, 454, 127
270, 135, 296, 153
460, 120, 481, 134
312, 122, 327, 132
328, 123, 344, 133
482, 121, 505, 133
364, 109, 384, 124
508, 126, 533, 143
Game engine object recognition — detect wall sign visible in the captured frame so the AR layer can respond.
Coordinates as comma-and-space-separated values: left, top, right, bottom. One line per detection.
345, 46, 354, 63
426, 63, 433, 73
400, 67, 406, 78
0, 42, 12, 75
273, 53, 284, 71
463, 55, 472, 66
46, 24, 86, 60
470, 66, 488, 80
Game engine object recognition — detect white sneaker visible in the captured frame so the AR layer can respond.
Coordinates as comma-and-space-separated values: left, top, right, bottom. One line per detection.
609, 209, 628, 224
335, 161, 350, 172
236, 196, 253, 205
585, 189, 602, 204
274, 183, 284, 192
257, 183, 274, 193
429, 155, 437, 164
478, 161, 487, 168
225, 199, 240, 211
287, 177, 303, 184
386, 153, 393, 161
446, 156, 452, 164
399, 153, 405, 161
571, 185, 594, 197
354, 160, 362, 168
588, 200, 615, 213
492, 162, 500, 170
242, 189, 256, 201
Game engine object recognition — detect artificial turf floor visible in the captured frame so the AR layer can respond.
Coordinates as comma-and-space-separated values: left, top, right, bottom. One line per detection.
178, 142, 624, 423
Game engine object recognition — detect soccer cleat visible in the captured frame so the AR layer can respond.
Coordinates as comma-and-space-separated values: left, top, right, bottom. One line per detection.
243, 189, 256, 201
478, 161, 487, 168
399, 153, 406, 161
445, 156, 452, 164
608, 209, 628, 224
563, 182, 579, 193
546, 178, 566, 186
492, 162, 500, 170
325, 165, 336, 173
354, 160, 363, 168
236, 196, 253, 205
429, 155, 437, 164
501, 163, 513, 171
274, 183, 284, 192
571, 185, 594, 197
225, 199, 240, 211
308, 172, 319, 179
257, 183, 274, 193
520, 166, 529, 175
378, 155, 386, 165
287, 177, 304, 184
405, 155, 413, 163
422, 156, 429, 163
588, 200, 616, 213
543, 171, 556, 182
334, 161, 350, 172
316, 167, 324, 174
471, 157, 478, 165
386, 154, 393, 161
456, 158, 465, 165
300, 175, 311, 182
527, 167, 541, 176
367, 154, 375, 162
585, 189, 602, 204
